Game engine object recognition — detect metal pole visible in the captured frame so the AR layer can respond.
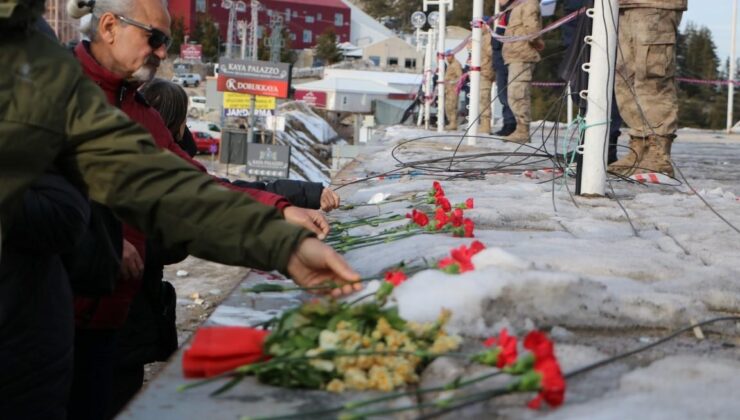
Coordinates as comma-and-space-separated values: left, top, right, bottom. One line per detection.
247, 0, 259, 144
580, 0, 619, 196
468, 0, 484, 141
226, 4, 236, 58
240, 21, 247, 59
437, 2, 447, 133
728, 0, 738, 134
424, 28, 435, 130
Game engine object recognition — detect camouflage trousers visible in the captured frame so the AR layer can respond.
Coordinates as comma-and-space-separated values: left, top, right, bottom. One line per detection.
615, 8, 682, 138
479, 77, 493, 129
445, 88, 459, 127
507, 61, 535, 126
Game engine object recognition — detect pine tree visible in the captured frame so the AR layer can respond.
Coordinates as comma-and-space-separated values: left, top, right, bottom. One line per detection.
315, 27, 343, 65
193, 13, 221, 61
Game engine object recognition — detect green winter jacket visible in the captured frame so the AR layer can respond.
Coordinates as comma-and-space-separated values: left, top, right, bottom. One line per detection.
0, 29, 312, 274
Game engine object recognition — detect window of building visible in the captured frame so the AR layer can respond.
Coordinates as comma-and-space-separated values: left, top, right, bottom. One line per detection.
369, 56, 380, 66
290, 33, 297, 41
305, 15, 314, 23
196, 0, 205, 12
303, 30, 312, 43
404, 58, 417, 69
388, 57, 399, 67
293, 11, 298, 17
285, 8, 291, 21
317, 13, 322, 21
335, 13, 343, 26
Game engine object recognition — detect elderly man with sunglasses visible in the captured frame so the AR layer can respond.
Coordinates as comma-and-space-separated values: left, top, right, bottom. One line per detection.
63, 0, 338, 418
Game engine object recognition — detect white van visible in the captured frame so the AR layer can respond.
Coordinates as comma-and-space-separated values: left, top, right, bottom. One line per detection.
188, 96, 207, 117
186, 120, 221, 140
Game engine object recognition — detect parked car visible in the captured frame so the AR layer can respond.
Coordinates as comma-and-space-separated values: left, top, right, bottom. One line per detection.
188, 96, 207, 117
191, 131, 220, 154
172, 73, 201, 87
187, 120, 221, 140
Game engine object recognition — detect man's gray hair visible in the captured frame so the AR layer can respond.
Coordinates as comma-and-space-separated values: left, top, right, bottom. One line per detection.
67, 0, 135, 39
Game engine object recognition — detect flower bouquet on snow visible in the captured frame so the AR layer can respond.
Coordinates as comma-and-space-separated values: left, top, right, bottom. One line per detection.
326, 181, 476, 253
180, 240, 567, 418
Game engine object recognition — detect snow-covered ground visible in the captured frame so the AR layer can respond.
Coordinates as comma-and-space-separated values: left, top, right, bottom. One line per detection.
325, 123, 740, 418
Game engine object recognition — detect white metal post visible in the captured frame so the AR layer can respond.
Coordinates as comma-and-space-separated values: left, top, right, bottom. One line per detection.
240, 21, 247, 59
437, 3, 447, 132
468, 0, 484, 142
580, 0, 619, 196
728, 0, 738, 134
424, 28, 435, 130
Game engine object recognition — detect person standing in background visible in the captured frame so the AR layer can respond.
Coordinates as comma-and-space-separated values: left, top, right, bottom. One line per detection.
502, 0, 543, 143
443, 50, 464, 130
609, 0, 686, 176
492, 2, 517, 136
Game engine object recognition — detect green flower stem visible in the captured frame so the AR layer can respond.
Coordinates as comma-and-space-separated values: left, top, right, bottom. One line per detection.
241, 370, 506, 420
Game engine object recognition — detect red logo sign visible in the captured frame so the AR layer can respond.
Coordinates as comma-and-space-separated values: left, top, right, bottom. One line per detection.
217, 75, 289, 98
295, 90, 327, 107
180, 44, 202, 61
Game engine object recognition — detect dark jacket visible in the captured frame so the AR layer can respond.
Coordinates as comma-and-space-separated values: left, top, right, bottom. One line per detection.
0, 174, 90, 420
232, 179, 325, 210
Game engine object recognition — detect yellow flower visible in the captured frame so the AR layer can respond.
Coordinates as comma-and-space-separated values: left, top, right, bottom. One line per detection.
309, 359, 335, 372
368, 366, 394, 392
343, 368, 369, 391
319, 330, 339, 351
326, 379, 345, 393
430, 334, 462, 354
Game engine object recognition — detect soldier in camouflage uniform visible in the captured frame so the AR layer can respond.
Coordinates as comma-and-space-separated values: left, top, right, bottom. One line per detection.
502, 0, 543, 143
444, 50, 463, 130
609, 0, 687, 176
0, 1, 359, 417
478, 25, 495, 132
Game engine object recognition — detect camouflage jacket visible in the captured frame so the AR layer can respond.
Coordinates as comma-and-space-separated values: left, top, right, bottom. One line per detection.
444, 58, 463, 91
502, 0, 543, 64
620, 0, 687, 10
0, 29, 311, 274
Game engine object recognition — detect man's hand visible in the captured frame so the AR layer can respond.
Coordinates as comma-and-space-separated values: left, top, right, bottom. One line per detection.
531, 37, 545, 52
120, 239, 143, 281
283, 206, 330, 240
287, 238, 362, 297
320, 188, 341, 212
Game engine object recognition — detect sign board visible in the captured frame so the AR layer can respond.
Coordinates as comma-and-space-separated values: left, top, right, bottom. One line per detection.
217, 58, 292, 99
295, 90, 327, 108
246, 143, 291, 178
180, 44, 202, 61
265, 115, 286, 132
223, 92, 277, 110
223, 108, 273, 118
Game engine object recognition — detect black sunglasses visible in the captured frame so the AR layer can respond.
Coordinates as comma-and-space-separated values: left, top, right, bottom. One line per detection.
116, 15, 172, 51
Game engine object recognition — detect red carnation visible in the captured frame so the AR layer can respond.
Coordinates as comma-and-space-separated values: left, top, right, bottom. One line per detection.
470, 240, 486, 255
526, 357, 566, 409
465, 198, 474, 209
436, 196, 452, 212
406, 209, 429, 227
437, 257, 459, 274
463, 218, 475, 237
384, 270, 408, 286
523, 331, 565, 410
449, 245, 475, 272
450, 208, 464, 227
433, 181, 444, 195
482, 328, 518, 368
434, 208, 450, 230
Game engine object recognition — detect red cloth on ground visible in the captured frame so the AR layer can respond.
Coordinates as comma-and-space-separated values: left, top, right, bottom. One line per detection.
182, 327, 270, 378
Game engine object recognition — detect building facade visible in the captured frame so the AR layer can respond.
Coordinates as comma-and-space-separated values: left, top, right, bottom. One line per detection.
168, 0, 351, 51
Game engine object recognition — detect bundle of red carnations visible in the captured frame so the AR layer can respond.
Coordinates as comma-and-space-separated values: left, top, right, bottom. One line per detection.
327, 181, 476, 253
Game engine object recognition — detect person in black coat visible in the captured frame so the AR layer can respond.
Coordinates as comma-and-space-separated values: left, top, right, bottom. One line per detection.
0, 173, 91, 420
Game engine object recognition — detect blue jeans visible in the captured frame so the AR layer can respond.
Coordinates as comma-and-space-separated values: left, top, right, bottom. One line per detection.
493, 48, 516, 127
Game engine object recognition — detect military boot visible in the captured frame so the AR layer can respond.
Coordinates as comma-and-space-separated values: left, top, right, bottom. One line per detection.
636, 135, 674, 177
607, 135, 647, 176
502, 123, 530, 143
478, 117, 491, 134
